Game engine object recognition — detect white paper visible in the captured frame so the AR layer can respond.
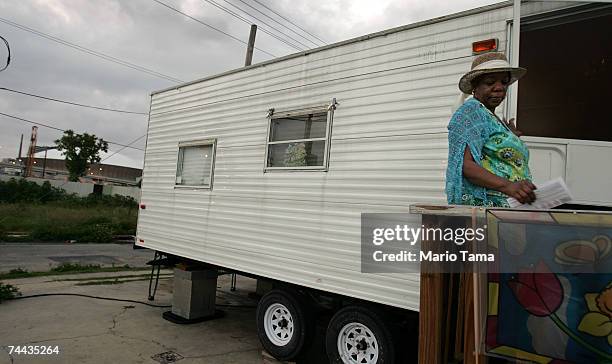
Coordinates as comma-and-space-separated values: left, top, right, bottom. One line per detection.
507, 177, 573, 209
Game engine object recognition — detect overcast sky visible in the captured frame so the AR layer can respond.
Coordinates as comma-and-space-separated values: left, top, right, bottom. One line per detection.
0, 0, 499, 168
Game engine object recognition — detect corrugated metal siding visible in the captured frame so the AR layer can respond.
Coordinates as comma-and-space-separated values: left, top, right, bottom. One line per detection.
138, 1, 579, 310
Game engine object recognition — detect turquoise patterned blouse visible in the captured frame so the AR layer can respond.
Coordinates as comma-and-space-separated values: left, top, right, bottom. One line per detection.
445, 98, 532, 207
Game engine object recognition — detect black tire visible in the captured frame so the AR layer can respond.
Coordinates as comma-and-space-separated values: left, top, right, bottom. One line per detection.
326, 305, 395, 364
256, 288, 313, 361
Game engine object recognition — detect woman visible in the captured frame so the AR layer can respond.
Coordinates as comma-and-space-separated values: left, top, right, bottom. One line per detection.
446, 52, 537, 207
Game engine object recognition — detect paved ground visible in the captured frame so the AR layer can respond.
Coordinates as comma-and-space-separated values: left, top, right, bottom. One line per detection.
0, 272, 265, 364
0, 243, 330, 363
0, 243, 154, 272
0, 242, 339, 363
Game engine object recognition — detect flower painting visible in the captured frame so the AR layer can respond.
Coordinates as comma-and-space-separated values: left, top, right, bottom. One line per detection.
507, 261, 563, 317
578, 286, 612, 347
488, 271, 612, 362
485, 210, 612, 363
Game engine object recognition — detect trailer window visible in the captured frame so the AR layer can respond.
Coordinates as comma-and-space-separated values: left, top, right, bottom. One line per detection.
175, 141, 215, 188
265, 109, 332, 170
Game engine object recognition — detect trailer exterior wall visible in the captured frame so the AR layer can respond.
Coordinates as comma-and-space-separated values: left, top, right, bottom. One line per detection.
137, 1, 583, 311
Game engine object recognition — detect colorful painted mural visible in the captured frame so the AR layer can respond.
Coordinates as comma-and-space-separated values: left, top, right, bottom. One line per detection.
485, 210, 612, 362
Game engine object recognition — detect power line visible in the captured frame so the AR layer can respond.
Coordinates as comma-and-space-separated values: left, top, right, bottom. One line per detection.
0, 112, 145, 151
0, 111, 63, 132
151, 0, 277, 58
201, 0, 305, 52
0, 87, 148, 115
201, 0, 301, 51
250, 0, 327, 46
0, 35, 10, 71
230, 0, 321, 48
0, 17, 183, 84
100, 134, 146, 163
207, 0, 311, 51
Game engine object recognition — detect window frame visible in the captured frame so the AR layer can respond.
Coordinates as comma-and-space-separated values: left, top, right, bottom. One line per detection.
174, 138, 217, 190
263, 102, 335, 172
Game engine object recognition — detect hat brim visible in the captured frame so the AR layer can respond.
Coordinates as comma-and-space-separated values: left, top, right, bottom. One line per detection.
458, 67, 526, 94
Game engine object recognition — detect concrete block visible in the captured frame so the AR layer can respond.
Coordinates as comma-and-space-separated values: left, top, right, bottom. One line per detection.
171, 268, 218, 320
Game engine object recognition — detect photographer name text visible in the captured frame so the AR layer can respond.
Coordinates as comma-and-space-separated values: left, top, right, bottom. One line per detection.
372, 250, 494, 262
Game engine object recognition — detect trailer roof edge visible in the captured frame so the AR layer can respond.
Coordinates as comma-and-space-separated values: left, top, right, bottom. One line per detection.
151, 1, 513, 96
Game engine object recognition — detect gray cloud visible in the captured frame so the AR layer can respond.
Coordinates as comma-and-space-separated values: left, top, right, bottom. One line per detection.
0, 0, 497, 167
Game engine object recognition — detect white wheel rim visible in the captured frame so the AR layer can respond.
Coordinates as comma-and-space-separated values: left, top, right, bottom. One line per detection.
337, 322, 379, 364
263, 303, 294, 346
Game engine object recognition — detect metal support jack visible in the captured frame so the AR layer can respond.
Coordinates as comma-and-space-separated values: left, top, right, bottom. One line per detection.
146, 251, 174, 301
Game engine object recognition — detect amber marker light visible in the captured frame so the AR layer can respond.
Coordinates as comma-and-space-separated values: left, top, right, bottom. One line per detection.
472, 39, 498, 54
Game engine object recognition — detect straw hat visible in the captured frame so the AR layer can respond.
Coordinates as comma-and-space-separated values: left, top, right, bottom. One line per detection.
458, 52, 526, 94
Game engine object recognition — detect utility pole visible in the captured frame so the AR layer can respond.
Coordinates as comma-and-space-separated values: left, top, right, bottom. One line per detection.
244, 24, 257, 67
42, 149, 48, 178
25, 126, 37, 177
18, 134, 23, 160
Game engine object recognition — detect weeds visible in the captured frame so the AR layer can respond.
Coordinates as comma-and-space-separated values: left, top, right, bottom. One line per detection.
50, 262, 103, 273
0, 178, 138, 208
75, 277, 154, 286
54, 273, 172, 282
0, 178, 137, 242
0, 264, 150, 280
0, 282, 21, 303
0, 202, 137, 243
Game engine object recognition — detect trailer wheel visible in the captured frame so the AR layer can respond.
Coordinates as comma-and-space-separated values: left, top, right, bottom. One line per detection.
256, 289, 313, 361
326, 306, 394, 364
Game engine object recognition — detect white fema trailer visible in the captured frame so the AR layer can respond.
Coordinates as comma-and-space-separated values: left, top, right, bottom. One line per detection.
137, 1, 612, 362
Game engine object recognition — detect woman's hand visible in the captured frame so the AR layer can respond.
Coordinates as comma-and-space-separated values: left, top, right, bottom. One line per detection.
462, 147, 537, 204
500, 180, 537, 204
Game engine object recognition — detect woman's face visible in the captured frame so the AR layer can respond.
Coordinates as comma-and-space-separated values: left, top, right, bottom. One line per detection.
472, 72, 511, 110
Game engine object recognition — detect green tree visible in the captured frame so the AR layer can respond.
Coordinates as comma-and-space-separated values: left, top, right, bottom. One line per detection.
55, 130, 109, 182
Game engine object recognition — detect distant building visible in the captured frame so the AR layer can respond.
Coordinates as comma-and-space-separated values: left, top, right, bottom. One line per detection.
0, 158, 141, 186
0, 159, 23, 176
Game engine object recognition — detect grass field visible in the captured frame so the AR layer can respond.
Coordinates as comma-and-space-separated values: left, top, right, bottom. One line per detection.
0, 203, 137, 243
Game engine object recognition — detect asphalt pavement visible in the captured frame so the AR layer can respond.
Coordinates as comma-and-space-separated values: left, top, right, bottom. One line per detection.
0, 272, 265, 364
0, 243, 328, 363
0, 243, 154, 272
